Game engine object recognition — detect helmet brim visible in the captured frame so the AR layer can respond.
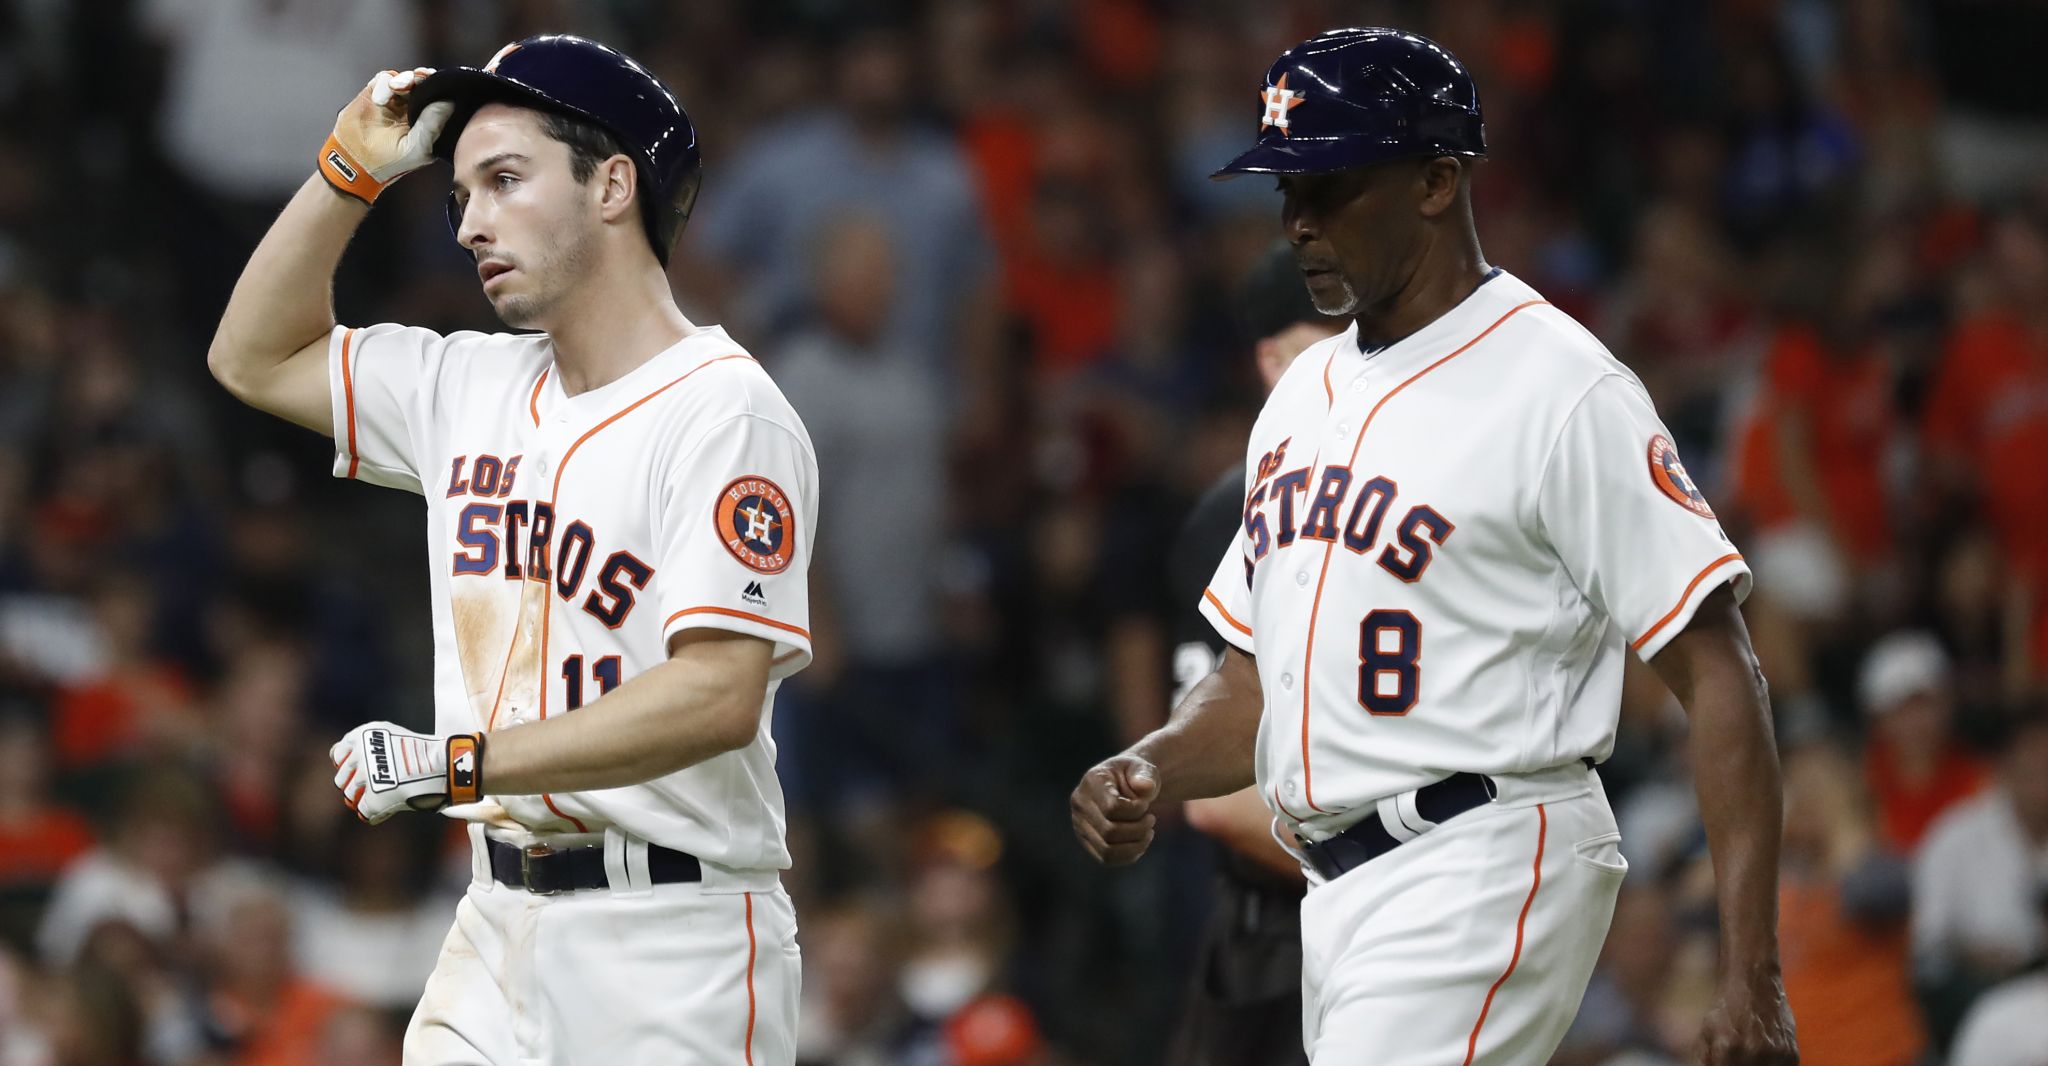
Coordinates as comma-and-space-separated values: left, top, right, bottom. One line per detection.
1212, 137, 1484, 180
1210, 137, 1363, 179
408, 67, 596, 163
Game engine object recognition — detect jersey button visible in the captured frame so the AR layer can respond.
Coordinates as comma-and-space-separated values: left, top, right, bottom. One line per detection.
1280, 672, 1294, 689
1336, 423, 1350, 436
1295, 571, 1309, 587
1285, 780, 1300, 798
1352, 377, 1368, 392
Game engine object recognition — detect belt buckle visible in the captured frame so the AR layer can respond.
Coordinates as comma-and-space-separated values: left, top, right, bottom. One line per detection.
521, 843, 560, 895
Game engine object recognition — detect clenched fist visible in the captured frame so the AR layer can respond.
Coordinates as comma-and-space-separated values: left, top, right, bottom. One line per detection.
318, 68, 454, 204
330, 723, 484, 824
1069, 753, 1162, 865
1695, 973, 1799, 1066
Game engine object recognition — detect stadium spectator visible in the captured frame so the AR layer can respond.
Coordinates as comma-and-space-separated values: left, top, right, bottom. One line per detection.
1912, 711, 2048, 1048
1858, 631, 1989, 853
689, 21, 996, 394
773, 215, 957, 823
1776, 742, 1921, 1065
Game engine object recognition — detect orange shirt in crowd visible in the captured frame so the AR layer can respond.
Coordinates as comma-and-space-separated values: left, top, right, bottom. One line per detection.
52, 666, 194, 770
223, 978, 348, 1066
1863, 737, 1989, 854
1921, 314, 2048, 583
0, 807, 94, 885
1779, 876, 1924, 1066
1733, 324, 1894, 563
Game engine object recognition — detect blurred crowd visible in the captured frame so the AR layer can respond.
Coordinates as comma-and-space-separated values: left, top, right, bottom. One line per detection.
0, 0, 2045, 1064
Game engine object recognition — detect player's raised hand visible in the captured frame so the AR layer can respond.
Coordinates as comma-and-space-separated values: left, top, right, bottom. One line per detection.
318, 67, 454, 204
1069, 753, 1162, 866
330, 721, 456, 824
1694, 973, 1798, 1065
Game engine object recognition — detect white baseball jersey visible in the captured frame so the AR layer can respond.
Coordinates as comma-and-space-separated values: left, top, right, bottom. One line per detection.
326, 321, 815, 871
1198, 268, 1749, 840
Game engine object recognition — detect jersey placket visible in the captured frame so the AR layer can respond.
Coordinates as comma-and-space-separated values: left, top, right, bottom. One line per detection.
1274, 344, 1382, 826
488, 370, 579, 732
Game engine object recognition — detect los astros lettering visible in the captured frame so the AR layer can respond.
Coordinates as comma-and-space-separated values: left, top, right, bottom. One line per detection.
444, 453, 655, 628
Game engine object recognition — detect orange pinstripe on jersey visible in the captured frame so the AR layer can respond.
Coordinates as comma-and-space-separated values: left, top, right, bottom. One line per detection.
1462, 803, 1546, 1064
528, 368, 549, 427
539, 794, 584, 832
533, 353, 755, 719
663, 606, 810, 641
1203, 588, 1252, 637
525, 352, 755, 831
341, 328, 361, 479
1297, 300, 1547, 814
1629, 552, 1745, 652
1322, 348, 1336, 406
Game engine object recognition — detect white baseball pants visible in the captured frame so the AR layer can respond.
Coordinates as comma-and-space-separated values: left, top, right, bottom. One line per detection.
1299, 768, 1625, 1064
403, 826, 800, 1066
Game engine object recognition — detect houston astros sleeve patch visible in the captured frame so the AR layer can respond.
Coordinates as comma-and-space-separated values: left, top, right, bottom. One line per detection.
716, 476, 796, 574
1646, 434, 1714, 518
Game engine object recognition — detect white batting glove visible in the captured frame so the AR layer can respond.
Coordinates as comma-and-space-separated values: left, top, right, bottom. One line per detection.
330, 723, 485, 824
317, 67, 454, 204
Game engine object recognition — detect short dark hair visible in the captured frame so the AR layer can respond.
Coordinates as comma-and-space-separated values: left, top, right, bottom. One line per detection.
533, 109, 682, 259
536, 109, 628, 184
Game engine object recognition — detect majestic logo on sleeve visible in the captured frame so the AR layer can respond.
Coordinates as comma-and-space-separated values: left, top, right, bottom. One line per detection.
1648, 434, 1715, 518
1260, 73, 1306, 135
717, 476, 796, 574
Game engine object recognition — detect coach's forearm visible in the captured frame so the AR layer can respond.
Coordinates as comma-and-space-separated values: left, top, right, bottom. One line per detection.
1688, 680, 1786, 973
207, 175, 364, 392
1656, 589, 1786, 977
484, 634, 772, 794
1131, 646, 1263, 804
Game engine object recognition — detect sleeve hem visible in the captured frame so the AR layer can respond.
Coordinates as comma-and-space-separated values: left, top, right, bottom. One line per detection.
1630, 553, 1752, 659
1199, 587, 1256, 654
662, 606, 813, 678
328, 325, 359, 479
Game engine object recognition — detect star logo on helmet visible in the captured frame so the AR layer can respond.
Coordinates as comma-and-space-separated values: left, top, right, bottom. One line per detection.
1259, 73, 1306, 135
485, 42, 522, 73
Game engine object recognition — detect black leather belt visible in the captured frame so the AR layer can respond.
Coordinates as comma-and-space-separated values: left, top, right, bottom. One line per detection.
486, 837, 702, 895
1298, 772, 1497, 882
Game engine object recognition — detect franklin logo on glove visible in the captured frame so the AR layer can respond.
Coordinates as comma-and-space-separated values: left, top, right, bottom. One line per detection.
367, 728, 398, 789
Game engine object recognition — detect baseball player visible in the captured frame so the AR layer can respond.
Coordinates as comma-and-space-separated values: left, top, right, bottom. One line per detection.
206, 36, 813, 1065
1069, 29, 1799, 1066
1167, 244, 1342, 1066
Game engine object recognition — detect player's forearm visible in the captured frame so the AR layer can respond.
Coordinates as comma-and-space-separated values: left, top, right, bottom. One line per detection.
207, 175, 365, 394
1131, 646, 1263, 804
484, 645, 770, 795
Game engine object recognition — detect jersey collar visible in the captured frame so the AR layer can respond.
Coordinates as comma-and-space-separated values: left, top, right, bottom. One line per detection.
1343, 266, 1532, 368
533, 325, 744, 426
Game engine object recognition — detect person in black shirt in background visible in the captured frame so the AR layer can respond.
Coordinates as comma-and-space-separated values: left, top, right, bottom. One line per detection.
1165, 243, 1343, 1066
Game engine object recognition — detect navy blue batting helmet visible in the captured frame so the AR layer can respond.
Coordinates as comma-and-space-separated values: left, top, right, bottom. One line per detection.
408, 35, 702, 264
1212, 28, 1485, 179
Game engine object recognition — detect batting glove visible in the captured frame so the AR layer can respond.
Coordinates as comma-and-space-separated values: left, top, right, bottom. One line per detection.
317, 67, 454, 204
330, 723, 485, 824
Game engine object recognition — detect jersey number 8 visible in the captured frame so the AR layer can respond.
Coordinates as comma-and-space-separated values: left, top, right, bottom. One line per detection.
1357, 610, 1420, 716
